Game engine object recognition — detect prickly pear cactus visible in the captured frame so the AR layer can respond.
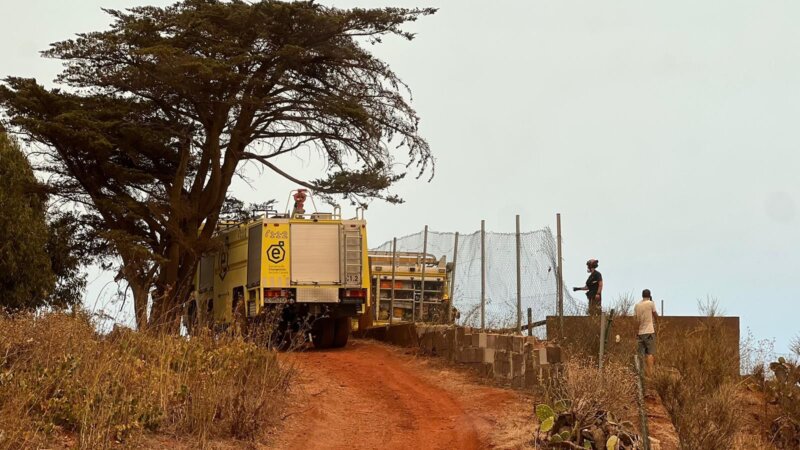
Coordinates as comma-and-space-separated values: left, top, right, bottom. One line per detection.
533, 402, 642, 449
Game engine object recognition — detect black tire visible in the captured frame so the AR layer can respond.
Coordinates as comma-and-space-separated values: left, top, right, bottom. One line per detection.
331, 316, 351, 348
312, 318, 335, 349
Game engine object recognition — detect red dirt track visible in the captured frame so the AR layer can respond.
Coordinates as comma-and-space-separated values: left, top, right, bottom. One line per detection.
273, 340, 527, 450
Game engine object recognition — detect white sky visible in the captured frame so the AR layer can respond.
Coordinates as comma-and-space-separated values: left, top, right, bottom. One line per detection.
2, 0, 797, 354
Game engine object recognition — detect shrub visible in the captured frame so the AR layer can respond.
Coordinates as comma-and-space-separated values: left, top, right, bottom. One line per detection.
545, 358, 639, 427
536, 358, 640, 448
0, 311, 290, 449
651, 317, 742, 450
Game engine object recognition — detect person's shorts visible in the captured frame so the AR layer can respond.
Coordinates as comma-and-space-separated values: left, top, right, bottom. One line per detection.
637, 333, 656, 355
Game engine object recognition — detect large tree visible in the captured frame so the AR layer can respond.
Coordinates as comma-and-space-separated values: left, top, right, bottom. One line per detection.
0, 0, 434, 331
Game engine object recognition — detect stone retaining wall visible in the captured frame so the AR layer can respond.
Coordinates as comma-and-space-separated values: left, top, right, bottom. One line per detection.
358, 323, 563, 388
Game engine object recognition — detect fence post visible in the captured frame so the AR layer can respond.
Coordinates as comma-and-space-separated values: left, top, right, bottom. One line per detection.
599, 310, 615, 369
557, 213, 563, 338
419, 225, 428, 323
516, 215, 522, 334
375, 272, 381, 322
634, 354, 651, 450
480, 219, 486, 330
527, 308, 533, 337
390, 237, 397, 325
448, 232, 459, 324
661, 299, 664, 316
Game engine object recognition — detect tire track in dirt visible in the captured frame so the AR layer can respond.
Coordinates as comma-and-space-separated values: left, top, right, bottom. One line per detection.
272, 340, 523, 450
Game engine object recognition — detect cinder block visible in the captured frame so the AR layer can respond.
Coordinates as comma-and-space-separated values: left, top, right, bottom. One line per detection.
419, 332, 434, 354
524, 348, 536, 371
494, 350, 513, 379
474, 362, 493, 377
525, 369, 539, 388
432, 332, 447, 354
445, 328, 456, 361
546, 346, 562, 364
511, 352, 525, 377
462, 331, 472, 348
478, 347, 495, 364
510, 336, 525, 353
485, 333, 499, 348
471, 332, 488, 348
457, 347, 470, 363
455, 327, 465, 348
496, 334, 510, 350
538, 347, 548, 366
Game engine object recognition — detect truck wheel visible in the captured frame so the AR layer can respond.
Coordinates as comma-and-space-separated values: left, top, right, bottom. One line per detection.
312, 318, 335, 349
331, 317, 351, 348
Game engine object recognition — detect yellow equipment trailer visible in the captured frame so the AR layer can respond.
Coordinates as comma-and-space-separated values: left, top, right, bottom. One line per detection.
368, 251, 451, 323
188, 190, 369, 348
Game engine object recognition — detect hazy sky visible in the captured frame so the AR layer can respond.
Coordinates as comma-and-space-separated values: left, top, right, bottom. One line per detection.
2, 1, 797, 354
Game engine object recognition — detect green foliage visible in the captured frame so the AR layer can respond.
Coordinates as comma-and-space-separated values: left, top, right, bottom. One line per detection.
0, 133, 55, 310
220, 196, 277, 222
536, 403, 555, 422
0, 133, 86, 311
44, 212, 87, 308
540, 416, 555, 433
534, 399, 641, 449
765, 356, 800, 448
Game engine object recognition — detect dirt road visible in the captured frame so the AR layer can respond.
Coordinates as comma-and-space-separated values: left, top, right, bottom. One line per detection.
271, 340, 531, 450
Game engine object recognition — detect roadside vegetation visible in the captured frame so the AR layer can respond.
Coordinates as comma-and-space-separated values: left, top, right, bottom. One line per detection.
535, 359, 641, 448
650, 310, 742, 449
0, 312, 290, 449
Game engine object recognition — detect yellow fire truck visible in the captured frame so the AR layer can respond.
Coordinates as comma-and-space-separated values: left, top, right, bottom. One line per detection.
188, 190, 370, 348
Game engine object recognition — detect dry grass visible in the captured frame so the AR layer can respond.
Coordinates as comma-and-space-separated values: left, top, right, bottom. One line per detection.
0, 311, 290, 449
544, 357, 639, 427
651, 317, 743, 450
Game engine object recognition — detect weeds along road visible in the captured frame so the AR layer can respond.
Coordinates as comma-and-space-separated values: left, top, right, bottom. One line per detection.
272, 340, 531, 450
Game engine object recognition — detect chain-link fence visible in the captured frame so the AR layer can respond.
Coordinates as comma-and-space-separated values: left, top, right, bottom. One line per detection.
371, 226, 582, 334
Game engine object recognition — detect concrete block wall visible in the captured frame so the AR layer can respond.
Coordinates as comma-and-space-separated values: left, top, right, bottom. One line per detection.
415, 325, 564, 388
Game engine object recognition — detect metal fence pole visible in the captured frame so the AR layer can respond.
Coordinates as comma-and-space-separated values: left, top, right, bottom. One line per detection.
448, 232, 459, 324
527, 308, 533, 337
515, 215, 522, 334
599, 312, 607, 369
557, 213, 563, 338
480, 219, 486, 330
419, 225, 428, 323
375, 275, 381, 322
661, 299, 664, 316
390, 237, 397, 325
411, 253, 416, 323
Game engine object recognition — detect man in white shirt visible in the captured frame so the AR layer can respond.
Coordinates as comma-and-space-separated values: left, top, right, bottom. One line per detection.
634, 289, 658, 375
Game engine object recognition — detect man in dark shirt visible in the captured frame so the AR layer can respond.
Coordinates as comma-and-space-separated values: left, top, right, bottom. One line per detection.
573, 259, 603, 315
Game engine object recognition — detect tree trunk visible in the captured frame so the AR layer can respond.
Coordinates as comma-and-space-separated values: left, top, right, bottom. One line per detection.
149, 242, 200, 334
130, 282, 149, 331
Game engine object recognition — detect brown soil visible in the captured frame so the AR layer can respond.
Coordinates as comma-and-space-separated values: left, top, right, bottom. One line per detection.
270, 339, 531, 450
644, 393, 679, 450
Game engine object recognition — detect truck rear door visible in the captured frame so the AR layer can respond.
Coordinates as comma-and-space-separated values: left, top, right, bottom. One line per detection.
290, 223, 341, 285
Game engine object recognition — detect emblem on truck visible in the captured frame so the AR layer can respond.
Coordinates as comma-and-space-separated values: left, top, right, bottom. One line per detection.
267, 241, 286, 264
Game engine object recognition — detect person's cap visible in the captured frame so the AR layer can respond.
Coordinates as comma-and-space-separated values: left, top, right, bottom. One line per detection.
586, 259, 599, 268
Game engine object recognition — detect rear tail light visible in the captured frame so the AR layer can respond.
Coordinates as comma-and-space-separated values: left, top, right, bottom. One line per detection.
264, 289, 290, 298
342, 289, 366, 298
